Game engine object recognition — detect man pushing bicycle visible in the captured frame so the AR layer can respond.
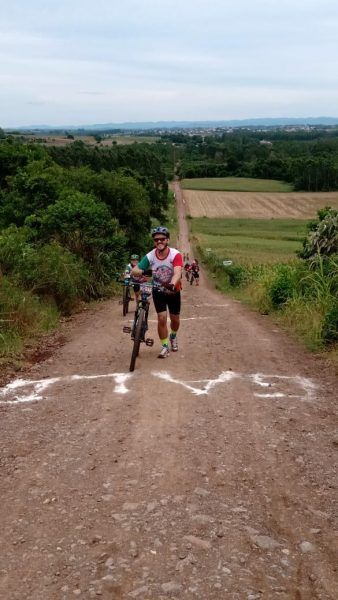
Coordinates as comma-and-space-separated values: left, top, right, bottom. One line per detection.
131, 226, 183, 358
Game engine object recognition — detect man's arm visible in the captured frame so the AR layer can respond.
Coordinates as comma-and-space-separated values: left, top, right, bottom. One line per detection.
171, 265, 182, 287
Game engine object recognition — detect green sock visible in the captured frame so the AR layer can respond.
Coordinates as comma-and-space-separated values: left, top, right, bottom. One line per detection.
170, 330, 177, 339
161, 338, 169, 347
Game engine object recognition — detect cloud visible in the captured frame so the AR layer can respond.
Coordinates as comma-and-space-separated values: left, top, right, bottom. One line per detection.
1, 0, 338, 125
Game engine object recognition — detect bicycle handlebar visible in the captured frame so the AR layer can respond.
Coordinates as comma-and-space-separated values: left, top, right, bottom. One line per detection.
116, 279, 173, 294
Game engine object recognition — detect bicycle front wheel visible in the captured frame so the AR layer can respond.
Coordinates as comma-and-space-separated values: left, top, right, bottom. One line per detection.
130, 308, 145, 372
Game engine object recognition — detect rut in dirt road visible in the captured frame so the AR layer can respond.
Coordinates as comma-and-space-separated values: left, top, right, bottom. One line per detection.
0, 181, 337, 599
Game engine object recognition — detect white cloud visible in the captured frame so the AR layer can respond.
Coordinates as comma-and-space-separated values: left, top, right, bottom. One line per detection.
1, 0, 338, 125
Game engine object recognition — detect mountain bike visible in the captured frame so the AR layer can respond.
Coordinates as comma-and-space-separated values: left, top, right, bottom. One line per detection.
121, 281, 163, 372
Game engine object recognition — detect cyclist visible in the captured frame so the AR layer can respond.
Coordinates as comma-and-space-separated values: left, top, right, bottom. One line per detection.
131, 226, 183, 358
184, 259, 191, 282
190, 259, 200, 286
124, 254, 145, 303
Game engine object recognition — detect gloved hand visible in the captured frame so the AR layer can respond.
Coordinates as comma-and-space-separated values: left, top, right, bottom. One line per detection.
166, 283, 176, 292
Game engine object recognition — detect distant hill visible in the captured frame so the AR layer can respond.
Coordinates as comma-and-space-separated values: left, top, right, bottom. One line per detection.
6, 117, 338, 132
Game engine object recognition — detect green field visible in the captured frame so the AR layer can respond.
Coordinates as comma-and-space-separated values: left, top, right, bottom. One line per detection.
191, 217, 307, 264
181, 177, 294, 192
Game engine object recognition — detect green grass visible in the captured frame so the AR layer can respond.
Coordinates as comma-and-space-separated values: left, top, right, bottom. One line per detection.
191, 217, 307, 265
181, 177, 294, 192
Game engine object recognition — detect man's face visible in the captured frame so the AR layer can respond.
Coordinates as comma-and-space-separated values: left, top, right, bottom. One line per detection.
153, 235, 169, 251
131, 259, 138, 267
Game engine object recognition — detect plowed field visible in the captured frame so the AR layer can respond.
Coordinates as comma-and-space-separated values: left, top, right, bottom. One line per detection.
183, 190, 338, 218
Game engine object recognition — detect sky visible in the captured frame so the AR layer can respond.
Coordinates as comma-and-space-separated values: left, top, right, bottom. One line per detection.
1, 0, 338, 127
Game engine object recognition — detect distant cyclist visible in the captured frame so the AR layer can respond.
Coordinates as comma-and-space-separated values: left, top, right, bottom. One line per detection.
131, 227, 183, 358
124, 254, 146, 303
190, 259, 200, 286
184, 260, 191, 282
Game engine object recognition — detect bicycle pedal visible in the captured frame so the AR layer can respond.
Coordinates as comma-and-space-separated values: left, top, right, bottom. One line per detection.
123, 326, 131, 333
145, 338, 154, 346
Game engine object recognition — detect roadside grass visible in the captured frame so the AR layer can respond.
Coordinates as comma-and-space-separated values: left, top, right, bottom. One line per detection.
191, 216, 337, 352
191, 217, 307, 264
0, 278, 59, 358
181, 177, 293, 192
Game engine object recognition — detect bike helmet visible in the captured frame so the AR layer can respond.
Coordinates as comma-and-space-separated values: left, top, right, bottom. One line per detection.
130, 254, 139, 260
151, 226, 170, 238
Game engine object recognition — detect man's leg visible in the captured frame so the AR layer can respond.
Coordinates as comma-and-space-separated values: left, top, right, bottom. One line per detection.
168, 291, 181, 352
157, 311, 170, 358
169, 313, 180, 335
157, 311, 168, 342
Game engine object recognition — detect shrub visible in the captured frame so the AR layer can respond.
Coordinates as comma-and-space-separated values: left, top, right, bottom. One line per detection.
0, 277, 58, 356
299, 207, 338, 260
0, 227, 91, 313
267, 264, 297, 307
322, 299, 338, 343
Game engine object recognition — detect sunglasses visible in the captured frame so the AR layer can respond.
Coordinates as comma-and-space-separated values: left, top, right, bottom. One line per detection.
154, 237, 167, 243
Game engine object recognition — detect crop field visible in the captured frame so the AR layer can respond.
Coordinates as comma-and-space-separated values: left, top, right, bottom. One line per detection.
181, 177, 293, 192
184, 189, 338, 219
191, 217, 308, 264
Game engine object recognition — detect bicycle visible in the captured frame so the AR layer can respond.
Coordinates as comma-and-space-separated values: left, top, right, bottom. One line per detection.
120, 280, 164, 372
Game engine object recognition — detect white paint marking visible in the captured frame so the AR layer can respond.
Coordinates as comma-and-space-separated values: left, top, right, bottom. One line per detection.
195, 304, 229, 308
152, 370, 317, 401
152, 370, 237, 396
0, 372, 132, 405
113, 373, 132, 394
250, 374, 272, 388
148, 317, 214, 323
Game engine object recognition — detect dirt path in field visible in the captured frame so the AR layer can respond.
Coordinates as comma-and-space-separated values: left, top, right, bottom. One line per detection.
0, 182, 337, 600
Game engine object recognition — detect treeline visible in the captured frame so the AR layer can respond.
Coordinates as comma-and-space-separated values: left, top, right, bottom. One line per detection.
163, 130, 338, 191
0, 139, 168, 355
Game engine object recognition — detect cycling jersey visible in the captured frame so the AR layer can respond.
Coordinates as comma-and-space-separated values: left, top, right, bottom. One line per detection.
138, 247, 183, 290
124, 263, 146, 283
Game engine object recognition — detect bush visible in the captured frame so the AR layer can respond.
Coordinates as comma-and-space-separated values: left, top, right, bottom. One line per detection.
25, 191, 127, 286
267, 264, 297, 307
225, 264, 249, 287
0, 277, 58, 356
0, 227, 91, 313
322, 299, 338, 343
299, 207, 338, 260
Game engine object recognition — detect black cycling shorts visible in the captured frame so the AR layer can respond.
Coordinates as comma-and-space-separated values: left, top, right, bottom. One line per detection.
152, 290, 181, 315
133, 283, 140, 292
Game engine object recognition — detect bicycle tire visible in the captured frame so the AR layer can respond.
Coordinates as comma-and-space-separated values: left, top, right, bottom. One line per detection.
130, 308, 145, 372
122, 286, 130, 316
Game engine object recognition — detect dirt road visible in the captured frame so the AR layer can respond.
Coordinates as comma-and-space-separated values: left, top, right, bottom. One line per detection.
0, 182, 337, 599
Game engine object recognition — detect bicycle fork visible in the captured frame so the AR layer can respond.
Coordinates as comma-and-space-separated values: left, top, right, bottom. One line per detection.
123, 306, 154, 346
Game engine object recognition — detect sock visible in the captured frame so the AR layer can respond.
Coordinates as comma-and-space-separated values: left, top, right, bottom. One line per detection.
161, 338, 169, 347
170, 330, 177, 339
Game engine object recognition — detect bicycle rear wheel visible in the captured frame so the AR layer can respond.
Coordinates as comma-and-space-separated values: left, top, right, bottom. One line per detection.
123, 286, 130, 316
130, 308, 145, 372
